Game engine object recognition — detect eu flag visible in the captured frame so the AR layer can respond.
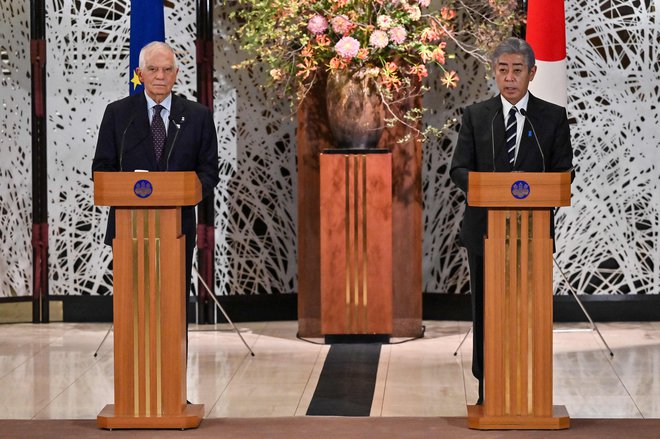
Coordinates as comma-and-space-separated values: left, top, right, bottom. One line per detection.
129, 0, 165, 95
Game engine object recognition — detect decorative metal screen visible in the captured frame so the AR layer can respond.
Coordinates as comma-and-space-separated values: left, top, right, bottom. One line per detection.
213, 6, 297, 296
0, 1, 657, 299
556, 1, 659, 295
45, 0, 196, 296
0, 1, 32, 297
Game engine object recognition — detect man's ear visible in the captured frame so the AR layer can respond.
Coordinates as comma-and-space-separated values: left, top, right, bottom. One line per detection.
529, 65, 537, 81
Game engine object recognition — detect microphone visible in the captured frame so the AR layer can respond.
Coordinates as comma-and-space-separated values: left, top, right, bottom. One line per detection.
169, 114, 183, 130
519, 108, 546, 172
165, 115, 185, 171
490, 107, 501, 172
119, 113, 138, 171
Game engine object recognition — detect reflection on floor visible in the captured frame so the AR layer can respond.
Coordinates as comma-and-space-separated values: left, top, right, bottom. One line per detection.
0, 321, 658, 420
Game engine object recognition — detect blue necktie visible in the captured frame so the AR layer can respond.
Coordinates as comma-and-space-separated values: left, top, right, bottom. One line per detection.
505, 107, 517, 166
151, 104, 166, 161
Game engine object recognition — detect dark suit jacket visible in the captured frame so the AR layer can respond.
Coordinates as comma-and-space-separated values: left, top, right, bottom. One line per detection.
92, 92, 219, 246
450, 93, 573, 254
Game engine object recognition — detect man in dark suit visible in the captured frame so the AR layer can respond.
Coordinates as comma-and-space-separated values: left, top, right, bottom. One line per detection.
449, 37, 573, 404
92, 41, 219, 307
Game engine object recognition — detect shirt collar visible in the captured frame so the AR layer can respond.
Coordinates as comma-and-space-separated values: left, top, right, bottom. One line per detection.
500, 92, 529, 116
145, 92, 172, 113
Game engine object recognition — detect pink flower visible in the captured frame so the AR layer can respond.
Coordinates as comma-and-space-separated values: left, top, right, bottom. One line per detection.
369, 30, 389, 49
377, 15, 394, 30
389, 26, 407, 44
417, 0, 431, 7
334, 36, 360, 59
331, 15, 352, 35
406, 4, 422, 21
307, 15, 328, 35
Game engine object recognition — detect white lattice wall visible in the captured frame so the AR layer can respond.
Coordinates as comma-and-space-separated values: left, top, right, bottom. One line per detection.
0, 1, 32, 297
212, 6, 297, 296
44, 0, 197, 296
0, 1, 658, 298
556, 0, 659, 295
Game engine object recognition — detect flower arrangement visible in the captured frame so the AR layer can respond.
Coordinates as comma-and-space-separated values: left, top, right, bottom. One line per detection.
233, 0, 521, 133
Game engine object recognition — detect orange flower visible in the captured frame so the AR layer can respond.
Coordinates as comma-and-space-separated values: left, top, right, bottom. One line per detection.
420, 28, 440, 43
432, 42, 447, 64
296, 58, 317, 79
356, 48, 369, 60
384, 62, 398, 75
316, 34, 331, 47
441, 7, 457, 21
329, 56, 348, 70
301, 43, 314, 58
441, 70, 459, 88
409, 64, 428, 82
380, 62, 402, 91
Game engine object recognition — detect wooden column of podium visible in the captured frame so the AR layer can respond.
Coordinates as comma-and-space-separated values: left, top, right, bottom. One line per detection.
466, 172, 571, 430
94, 172, 204, 429
319, 151, 393, 335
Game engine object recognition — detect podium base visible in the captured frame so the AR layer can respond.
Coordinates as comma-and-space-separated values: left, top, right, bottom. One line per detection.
467, 404, 570, 430
97, 404, 204, 430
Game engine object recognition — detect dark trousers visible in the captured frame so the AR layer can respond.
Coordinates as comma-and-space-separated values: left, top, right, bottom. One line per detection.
467, 250, 484, 401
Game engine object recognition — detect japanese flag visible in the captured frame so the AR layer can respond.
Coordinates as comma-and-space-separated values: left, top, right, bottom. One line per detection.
526, 0, 567, 108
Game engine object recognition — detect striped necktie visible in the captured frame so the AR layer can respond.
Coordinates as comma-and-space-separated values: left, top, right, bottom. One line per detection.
505, 107, 518, 165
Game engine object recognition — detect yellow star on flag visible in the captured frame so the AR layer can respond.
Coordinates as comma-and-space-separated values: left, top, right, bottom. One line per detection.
130, 70, 142, 90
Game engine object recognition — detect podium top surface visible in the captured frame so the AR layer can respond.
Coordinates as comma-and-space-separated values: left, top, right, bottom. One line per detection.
467, 172, 571, 208
93, 171, 202, 207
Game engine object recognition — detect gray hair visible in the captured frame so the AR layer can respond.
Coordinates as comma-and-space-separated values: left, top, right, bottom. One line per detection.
138, 41, 178, 69
490, 37, 535, 71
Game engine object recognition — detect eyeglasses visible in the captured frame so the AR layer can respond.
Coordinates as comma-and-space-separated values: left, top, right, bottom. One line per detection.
143, 66, 176, 74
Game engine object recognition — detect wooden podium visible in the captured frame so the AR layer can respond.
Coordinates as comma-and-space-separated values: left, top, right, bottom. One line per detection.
94, 172, 204, 429
466, 172, 571, 430
319, 150, 393, 335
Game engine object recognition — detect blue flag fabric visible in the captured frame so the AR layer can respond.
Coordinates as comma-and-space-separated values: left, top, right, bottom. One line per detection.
129, 0, 165, 95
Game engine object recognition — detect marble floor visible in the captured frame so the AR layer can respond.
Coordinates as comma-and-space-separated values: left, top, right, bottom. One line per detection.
0, 321, 658, 420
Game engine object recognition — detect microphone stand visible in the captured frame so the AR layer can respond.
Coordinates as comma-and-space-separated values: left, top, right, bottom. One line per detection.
190, 266, 255, 357
93, 267, 256, 358
552, 256, 613, 357
453, 258, 614, 358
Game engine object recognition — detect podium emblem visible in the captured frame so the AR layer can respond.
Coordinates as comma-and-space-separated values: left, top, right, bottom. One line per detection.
511, 180, 530, 199
134, 180, 153, 198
